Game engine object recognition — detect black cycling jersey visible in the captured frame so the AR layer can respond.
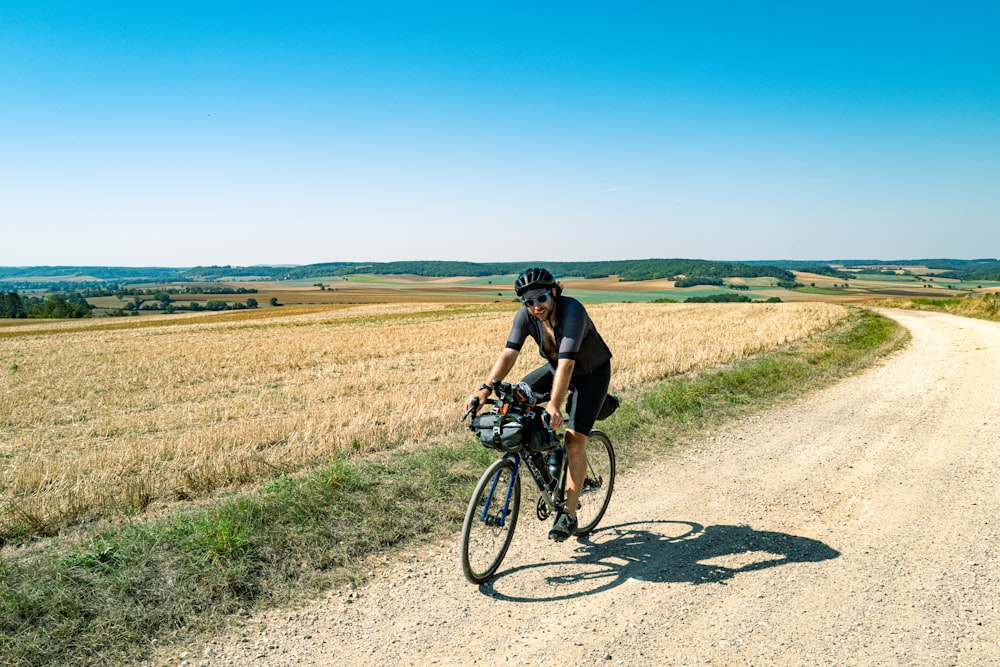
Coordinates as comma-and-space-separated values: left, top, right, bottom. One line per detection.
504, 295, 612, 376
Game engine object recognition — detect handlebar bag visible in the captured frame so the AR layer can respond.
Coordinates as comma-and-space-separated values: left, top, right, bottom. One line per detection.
471, 409, 549, 452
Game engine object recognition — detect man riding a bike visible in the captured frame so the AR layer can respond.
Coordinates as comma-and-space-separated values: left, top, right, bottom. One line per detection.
464, 267, 613, 542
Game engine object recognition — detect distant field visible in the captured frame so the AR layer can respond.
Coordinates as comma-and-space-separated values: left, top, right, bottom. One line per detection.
949, 280, 1000, 290
724, 277, 782, 288
0, 300, 847, 539
848, 272, 922, 283
789, 269, 999, 301
76, 276, 763, 314
795, 287, 849, 296
36, 268, 995, 316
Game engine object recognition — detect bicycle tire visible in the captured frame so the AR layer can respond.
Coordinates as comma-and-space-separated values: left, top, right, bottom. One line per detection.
573, 430, 615, 535
461, 458, 521, 584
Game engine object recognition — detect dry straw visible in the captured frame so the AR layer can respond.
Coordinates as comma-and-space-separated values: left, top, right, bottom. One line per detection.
0, 301, 845, 536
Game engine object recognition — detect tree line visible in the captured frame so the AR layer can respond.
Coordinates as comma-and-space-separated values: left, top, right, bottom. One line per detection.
1, 291, 93, 318
654, 293, 783, 304
192, 259, 798, 283
81, 285, 258, 297
1, 290, 270, 319
117, 293, 263, 315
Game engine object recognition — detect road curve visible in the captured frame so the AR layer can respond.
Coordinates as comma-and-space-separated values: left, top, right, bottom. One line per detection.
151, 309, 1000, 666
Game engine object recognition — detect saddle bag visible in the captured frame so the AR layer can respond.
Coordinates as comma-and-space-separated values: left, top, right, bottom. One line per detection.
595, 393, 620, 421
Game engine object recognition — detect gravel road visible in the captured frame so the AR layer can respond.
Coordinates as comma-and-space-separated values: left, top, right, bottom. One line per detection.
154, 309, 1000, 666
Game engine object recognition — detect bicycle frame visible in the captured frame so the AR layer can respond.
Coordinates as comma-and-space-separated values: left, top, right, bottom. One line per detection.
461, 381, 616, 584
482, 448, 568, 527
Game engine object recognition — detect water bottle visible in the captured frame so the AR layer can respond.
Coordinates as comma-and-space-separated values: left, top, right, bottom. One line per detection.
547, 446, 564, 480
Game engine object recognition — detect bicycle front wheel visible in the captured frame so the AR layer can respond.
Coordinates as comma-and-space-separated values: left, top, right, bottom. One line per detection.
574, 430, 615, 535
461, 457, 521, 584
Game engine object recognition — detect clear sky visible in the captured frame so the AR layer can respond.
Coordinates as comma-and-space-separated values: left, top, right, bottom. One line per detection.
2, 2, 998, 267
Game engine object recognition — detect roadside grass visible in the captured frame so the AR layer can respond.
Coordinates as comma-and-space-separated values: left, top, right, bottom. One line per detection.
605, 306, 907, 468
884, 293, 1000, 323
0, 308, 906, 667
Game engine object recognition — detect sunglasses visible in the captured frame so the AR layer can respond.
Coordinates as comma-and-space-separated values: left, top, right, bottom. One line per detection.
522, 290, 552, 307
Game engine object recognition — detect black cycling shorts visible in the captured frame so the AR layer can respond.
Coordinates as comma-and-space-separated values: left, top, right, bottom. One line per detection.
521, 360, 611, 436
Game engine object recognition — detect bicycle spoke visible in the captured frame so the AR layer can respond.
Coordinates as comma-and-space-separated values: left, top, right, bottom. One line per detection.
461, 459, 521, 584
574, 431, 615, 535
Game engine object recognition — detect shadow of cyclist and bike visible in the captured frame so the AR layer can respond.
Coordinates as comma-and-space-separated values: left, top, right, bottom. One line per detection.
480, 520, 840, 602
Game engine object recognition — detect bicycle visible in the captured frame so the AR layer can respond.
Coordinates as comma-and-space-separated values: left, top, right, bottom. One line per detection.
459, 379, 616, 584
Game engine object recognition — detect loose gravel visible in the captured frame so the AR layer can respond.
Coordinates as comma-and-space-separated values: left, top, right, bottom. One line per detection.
146, 309, 1000, 666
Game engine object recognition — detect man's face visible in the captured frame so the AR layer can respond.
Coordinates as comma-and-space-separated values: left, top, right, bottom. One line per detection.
522, 288, 555, 320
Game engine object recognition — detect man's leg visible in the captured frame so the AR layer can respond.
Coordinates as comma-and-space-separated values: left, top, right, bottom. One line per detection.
548, 429, 586, 541
563, 429, 588, 518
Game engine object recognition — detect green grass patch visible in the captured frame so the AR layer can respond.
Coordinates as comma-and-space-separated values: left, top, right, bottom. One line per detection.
725, 277, 780, 288
0, 308, 906, 666
341, 274, 406, 284
848, 272, 920, 283
904, 297, 964, 307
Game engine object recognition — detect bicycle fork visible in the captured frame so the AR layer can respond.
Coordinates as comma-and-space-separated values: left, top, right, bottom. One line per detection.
481, 456, 521, 528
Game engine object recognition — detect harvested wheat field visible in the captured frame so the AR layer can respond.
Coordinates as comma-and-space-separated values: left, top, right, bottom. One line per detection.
0, 301, 845, 539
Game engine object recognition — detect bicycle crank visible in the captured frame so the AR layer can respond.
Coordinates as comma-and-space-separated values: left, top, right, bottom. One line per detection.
536, 496, 552, 521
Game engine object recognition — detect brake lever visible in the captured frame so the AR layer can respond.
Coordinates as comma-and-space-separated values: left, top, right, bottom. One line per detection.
461, 396, 481, 422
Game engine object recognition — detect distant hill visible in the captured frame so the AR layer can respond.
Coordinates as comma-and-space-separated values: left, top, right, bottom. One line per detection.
4, 258, 999, 287
0, 266, 188, 290
0, 266, 183, 281
0, 260, 797, 286
184, 260, 797, 283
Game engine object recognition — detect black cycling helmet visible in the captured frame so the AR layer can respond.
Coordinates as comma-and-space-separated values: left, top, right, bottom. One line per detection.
514, 267, 556, 297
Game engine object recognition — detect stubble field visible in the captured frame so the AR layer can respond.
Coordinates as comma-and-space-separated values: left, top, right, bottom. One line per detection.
0, 301, 846, 541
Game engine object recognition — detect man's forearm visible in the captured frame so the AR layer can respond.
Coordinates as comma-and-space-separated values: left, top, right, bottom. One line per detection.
485, 348, 519, 386
549, 358, 575, 412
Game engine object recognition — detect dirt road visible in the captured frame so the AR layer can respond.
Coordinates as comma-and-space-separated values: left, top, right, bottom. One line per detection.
163, 309, 1000, 666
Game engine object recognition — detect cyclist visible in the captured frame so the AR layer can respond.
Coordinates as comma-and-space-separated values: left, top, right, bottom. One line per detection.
465, 267, 612, 542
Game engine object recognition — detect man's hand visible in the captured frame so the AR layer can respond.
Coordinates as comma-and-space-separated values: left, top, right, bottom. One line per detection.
464, 384, 492, 415
546, 405, 565, 430
464, 392, 484, 415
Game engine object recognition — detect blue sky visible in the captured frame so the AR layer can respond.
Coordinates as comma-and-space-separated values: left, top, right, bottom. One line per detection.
2, 2, 998, 266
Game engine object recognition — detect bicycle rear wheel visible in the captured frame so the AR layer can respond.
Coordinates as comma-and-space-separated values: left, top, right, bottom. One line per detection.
574, 430, 615, 535
461, 458, 521, 584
